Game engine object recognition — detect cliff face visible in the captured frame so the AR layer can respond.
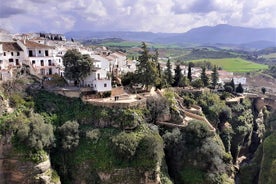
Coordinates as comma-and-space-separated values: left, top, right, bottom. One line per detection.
0, 135, 60, 184
239, 109, 276, 184
1, 76, 275, 184
50, 124, 167, 184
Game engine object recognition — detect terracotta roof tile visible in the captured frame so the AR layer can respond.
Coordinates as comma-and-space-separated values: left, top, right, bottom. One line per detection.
0, 42, 23, 51
23, 40, 54, 49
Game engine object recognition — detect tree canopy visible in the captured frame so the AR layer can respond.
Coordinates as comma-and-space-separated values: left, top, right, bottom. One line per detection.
58, 120, 80, 151
173, 64, 183, 87
63, 49, 94, 85
187, 62, 193, 82
164, 59, 174, 87
16, 113, 55, 151
200, 67, 209, 87
136, 42, 159, 90
211, 65, 219, 88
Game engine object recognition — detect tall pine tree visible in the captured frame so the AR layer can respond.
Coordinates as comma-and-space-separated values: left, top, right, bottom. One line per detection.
165, 59, 174, 86
187, 62, 193, 82
200, 66, 209, 87
136, 42, 158, 90
173, 64, 183, 87
211, 65, 219, 88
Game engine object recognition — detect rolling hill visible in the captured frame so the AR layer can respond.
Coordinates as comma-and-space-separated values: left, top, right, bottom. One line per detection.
65, 24, 276, 49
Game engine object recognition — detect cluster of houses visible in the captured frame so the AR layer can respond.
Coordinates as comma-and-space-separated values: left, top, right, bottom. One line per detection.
0, 30, 247, 93
0, 32, 136, 93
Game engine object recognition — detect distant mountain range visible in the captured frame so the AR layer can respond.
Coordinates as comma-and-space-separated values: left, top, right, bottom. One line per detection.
67, 24, 276, 49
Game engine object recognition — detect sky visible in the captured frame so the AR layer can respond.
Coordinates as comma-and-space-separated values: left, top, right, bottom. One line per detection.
0, 0, 276, 34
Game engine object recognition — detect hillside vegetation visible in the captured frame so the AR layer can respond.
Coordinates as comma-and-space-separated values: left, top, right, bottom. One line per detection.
0, 74, 275, 184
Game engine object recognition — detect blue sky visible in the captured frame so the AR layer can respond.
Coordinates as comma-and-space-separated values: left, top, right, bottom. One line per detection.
0, 0, 275, 33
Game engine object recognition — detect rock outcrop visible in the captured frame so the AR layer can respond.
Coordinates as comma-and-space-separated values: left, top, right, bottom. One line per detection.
0, 135, 60, 184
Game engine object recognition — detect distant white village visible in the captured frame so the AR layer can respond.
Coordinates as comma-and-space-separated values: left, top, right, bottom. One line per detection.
0, 31, 247, 94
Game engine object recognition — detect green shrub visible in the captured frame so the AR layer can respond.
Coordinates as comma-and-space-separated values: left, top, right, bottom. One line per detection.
86, 129, 101, 143
58, 120, 80, 151
111, 131, 140, 160
180, 167, 204, 184
16, 113, 55, 151
9, 93, 25, 107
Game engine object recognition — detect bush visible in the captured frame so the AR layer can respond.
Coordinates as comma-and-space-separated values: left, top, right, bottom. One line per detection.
224, 85, 233, 93
111, 132, 140, 160
9, 93, 25, 108
16, 113, 55, 151
86, 129, 101, 143
102, 91, 111, 98
58, 120, 80, 151
180, 167, 204, 184
135, 133, 164, 170
191, 79, 204, 88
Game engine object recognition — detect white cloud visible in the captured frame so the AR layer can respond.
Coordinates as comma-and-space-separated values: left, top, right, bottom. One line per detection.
0, 0, 275, 33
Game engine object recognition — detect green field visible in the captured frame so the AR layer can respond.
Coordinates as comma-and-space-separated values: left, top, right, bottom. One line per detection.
190, 58, 268, 73
100, 41, 182, 49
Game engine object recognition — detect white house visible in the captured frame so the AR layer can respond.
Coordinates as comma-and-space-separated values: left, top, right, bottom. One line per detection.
0, 42, 25, 81
81, 68, 111, 92
90, 54, 110, 71
82, 53, 112, 92
17, 39, 63, 76
233, 77, 246, 85
106, 51, 127, 75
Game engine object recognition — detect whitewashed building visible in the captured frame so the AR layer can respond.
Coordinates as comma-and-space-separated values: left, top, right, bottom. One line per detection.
17, 39, 63, 77
80, 54, 112, 92
0, 42, 25, 81
233, 77, 247, 85
81, 68, 112, 92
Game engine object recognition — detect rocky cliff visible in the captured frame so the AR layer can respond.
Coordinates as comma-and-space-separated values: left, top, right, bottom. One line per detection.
0, 77, 275, 184
0, 135, 60, 184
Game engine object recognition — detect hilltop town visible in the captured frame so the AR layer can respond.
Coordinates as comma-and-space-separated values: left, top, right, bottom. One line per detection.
1, 30, 264, 95
0, 30, 276, 184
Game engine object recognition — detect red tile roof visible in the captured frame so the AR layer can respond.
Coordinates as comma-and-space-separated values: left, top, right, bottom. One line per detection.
23, 40, 54, 49
0, 42, 23, 51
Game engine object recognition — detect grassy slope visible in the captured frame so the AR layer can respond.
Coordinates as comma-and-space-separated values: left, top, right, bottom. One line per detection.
190, 58, 268, 72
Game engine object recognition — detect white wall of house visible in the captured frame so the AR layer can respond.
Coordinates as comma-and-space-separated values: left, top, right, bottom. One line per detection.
112, 52, 127, 68
91, 54, 110, 71
17, 40, 64, 76
233, 77, 247, 85
0, 44, 24, 69
0, 70, 12, 81
82, 69, 111, 92
94, 79, 112, 92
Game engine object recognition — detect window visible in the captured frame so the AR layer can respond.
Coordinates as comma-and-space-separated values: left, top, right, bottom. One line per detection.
11, 52, 14, 56
32, 60, 35, 64
16, 59, 19, 65
45, 50, 49, 56
40, 69, 45, 75
29, 50, 33, 57
39, 50, 41, 54
17, 52, 20, 56
104, 83, 107, 87
48, 60, 52, 66
9, 58, 13, 62
40, 60, 44, 66
3, 52, 6, 56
